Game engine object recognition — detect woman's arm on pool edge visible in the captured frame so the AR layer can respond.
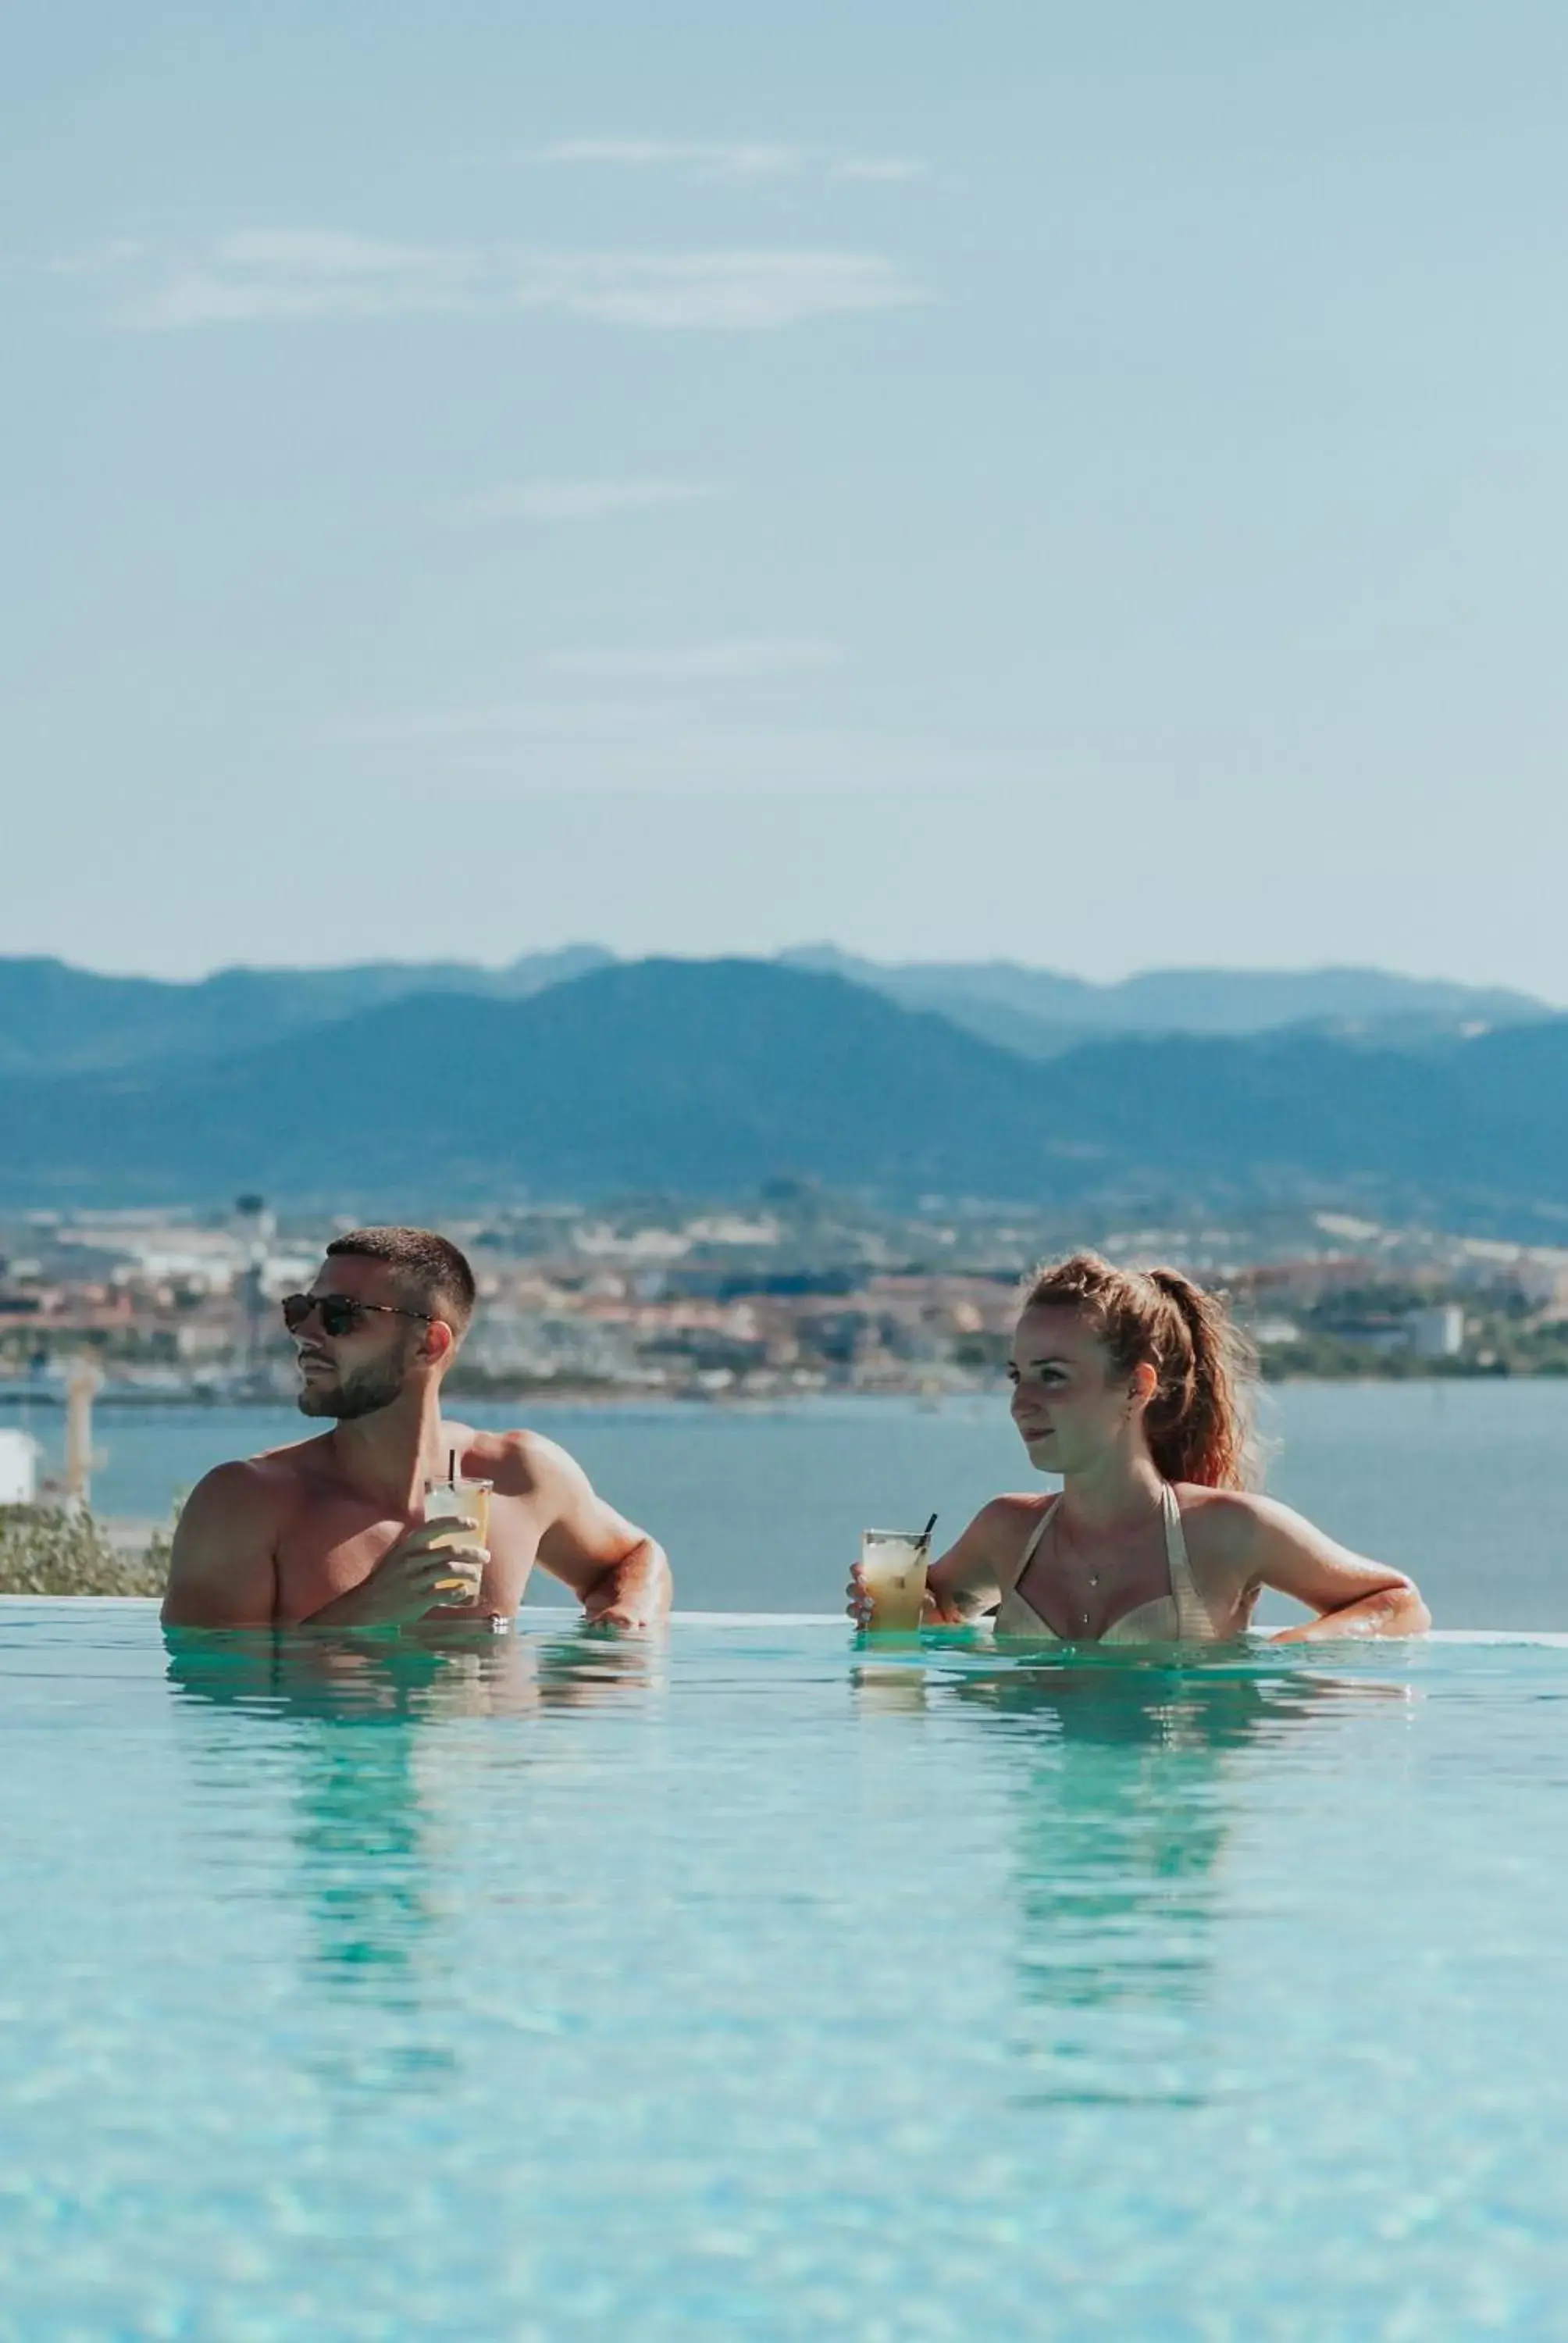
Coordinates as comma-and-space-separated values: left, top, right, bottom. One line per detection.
1214, 1492, 1430, 1641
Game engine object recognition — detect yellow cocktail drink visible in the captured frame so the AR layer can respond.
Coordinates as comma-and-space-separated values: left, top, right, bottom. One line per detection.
860, 1528, 930, 1632
423, 1476, 493, 1599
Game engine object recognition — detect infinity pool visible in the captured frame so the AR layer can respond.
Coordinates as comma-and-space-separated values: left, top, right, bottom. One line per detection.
2, 1605, 1566, 2338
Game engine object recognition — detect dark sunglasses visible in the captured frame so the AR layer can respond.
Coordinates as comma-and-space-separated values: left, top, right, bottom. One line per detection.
280, 1293, 434, 1339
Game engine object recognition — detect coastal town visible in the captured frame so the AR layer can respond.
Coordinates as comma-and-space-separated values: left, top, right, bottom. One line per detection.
5, 1190, 1568, 1433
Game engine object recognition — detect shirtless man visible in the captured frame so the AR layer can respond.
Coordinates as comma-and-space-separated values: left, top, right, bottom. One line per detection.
161, 1225, 671, 1631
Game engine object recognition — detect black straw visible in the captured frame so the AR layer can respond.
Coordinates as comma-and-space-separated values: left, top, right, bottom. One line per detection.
448, 1446, 456, 1483
921, 1512, 938, 1546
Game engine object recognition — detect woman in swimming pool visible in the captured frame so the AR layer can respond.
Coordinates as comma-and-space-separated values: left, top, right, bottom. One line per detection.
850, 1253, 1429, 1642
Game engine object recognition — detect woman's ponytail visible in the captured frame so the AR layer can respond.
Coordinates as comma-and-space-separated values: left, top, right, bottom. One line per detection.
1022, 1251, 1257, 1489
1142, 1268, 1255, 1489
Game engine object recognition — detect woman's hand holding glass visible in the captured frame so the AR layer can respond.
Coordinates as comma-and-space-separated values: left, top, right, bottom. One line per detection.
846, 1560, 967, 1630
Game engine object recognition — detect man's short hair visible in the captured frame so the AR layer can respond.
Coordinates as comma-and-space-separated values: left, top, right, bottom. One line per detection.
324, 1227, 477, 1337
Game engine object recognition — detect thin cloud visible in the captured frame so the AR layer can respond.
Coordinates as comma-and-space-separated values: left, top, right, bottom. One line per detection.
323, 701, 672, 748
100, 231, 922, 333
128, 230, 479, 328
319, 703, 992, 796
319, 638, 1027, 797
831, 157, 929, 184
529, 139, 929, 188
541, 638, 842, 683
453, 479, 722, 522
512, 249, 918, 330
539, 138, 803, 181
43, 236, 155, 276
323, 640, 845, 751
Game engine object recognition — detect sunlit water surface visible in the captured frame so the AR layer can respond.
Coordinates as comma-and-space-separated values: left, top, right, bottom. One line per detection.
2, 1606, 1566, 2338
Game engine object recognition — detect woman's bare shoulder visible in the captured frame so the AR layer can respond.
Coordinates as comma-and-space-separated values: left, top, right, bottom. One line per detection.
979, 1489, 1053, 1524
935, 1492, 1047, 1564
1171, 1485, 1274, 1571
966, 1491, 1053, 1553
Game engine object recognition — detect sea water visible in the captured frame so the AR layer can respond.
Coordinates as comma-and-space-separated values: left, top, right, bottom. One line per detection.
1, 1606, 1565, 2338
24, 1379, 1568, 1625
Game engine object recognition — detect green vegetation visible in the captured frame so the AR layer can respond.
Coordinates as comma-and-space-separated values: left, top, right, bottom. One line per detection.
0, 1506, 169, 1597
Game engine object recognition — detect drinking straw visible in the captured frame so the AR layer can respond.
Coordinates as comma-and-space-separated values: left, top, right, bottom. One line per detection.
921, 1512, 938, 1546
448, 1447, 456, 1483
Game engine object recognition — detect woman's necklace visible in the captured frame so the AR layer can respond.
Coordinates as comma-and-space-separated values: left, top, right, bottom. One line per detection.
1047, 1503, 1099, 1634
1049, 1492, 1164, 1635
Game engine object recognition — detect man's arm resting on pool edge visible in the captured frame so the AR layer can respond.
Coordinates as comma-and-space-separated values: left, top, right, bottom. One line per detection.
159, 1463, 280, 1629
518, 1435, 671, 1627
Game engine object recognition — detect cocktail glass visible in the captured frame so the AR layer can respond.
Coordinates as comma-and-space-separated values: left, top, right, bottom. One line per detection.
859, 1526, 932, 1633
423, 1475, 493, 1601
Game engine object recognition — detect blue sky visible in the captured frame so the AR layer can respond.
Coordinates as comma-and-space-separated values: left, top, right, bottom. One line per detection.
5, 1, 1566, 990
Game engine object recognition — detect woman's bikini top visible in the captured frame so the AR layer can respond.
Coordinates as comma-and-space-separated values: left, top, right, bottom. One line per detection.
993, 1482, 1222, 1642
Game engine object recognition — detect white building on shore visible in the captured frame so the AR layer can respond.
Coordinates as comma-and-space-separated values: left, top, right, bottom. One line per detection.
0, 1428, 40, 1505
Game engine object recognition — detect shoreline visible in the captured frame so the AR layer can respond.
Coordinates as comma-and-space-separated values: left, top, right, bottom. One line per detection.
3, 1367, 1566, 1410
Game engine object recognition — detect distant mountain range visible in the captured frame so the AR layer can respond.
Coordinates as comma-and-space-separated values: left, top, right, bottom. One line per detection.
0, 947, 614, 1075
1, 955, 1566, 1229
779, 949, 1548, 1060
0, 948, 1546, 1078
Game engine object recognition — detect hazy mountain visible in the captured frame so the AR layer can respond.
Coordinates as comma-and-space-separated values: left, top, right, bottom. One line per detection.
780, 947, 1550, 1059
0, 961, 1061, 1208
2, 957, 1568, 1228
0, 947, 615, 1074
0, 947, 1545, 1079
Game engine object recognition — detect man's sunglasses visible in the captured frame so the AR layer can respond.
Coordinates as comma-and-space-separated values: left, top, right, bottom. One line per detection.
280, 1293, 434, 1339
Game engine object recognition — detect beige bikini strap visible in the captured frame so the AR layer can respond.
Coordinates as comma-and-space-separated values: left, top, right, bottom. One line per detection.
1162, 1483, 1213, 1639
1009, 1497, 1057, 1594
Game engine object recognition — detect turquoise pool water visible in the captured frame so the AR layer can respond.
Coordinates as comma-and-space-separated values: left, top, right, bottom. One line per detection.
2, 1606, 1566, 2338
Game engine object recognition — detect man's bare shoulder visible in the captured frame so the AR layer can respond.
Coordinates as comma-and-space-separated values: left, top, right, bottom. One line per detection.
166, 1454, 302, 1625
183, 1440, 327, 1524
248, 1429, 338, 1478
456, 1425, 586, 1501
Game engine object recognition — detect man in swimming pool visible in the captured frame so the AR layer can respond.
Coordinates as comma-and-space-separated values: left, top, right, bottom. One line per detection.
161, 1225, 671, 1631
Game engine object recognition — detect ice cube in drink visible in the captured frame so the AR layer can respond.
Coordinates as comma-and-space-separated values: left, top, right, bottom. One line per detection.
423, 1476, 493, 1599
859, 1527, 931, 1633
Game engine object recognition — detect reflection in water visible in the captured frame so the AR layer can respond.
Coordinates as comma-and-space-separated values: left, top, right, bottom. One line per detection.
162, 1621, 663, 1726
850, 1659, 930, 1715
945, 1653, 1411, 2107
163, 1625, 659, 2081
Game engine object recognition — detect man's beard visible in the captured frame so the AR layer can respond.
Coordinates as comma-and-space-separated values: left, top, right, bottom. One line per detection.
297, 1351, 411, 1421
